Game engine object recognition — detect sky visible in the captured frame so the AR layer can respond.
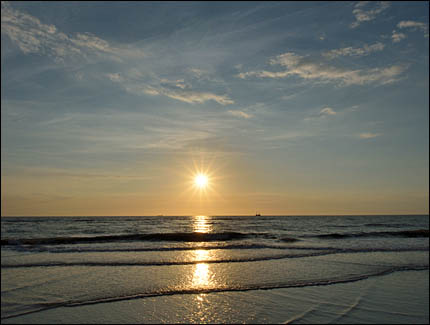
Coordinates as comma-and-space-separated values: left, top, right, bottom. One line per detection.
1, 1, 429, 216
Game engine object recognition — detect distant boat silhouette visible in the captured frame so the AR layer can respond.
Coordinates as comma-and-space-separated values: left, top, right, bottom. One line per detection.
255, 212, 261, 216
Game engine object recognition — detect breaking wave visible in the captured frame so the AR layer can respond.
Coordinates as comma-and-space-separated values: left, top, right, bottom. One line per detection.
1, 231, 257, 246
2, 229, 427, 247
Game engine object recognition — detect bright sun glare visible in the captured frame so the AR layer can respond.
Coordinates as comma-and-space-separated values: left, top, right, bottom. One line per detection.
194, 174, 208, 189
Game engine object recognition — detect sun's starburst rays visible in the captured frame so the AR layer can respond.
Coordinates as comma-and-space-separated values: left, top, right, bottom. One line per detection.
190, 170, 212, 197
172, 152, 230, 214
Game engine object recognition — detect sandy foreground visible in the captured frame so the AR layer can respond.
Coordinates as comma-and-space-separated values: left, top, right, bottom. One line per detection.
3, 269, 428, 324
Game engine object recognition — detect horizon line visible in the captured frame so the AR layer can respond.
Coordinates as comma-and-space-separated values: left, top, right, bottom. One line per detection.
1, 214, 429, 218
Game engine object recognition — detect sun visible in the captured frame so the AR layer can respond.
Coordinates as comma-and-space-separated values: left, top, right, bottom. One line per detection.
194, 174, 208, 189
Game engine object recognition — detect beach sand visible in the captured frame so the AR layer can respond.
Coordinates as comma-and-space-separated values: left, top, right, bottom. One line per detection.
3, 269, 428, 324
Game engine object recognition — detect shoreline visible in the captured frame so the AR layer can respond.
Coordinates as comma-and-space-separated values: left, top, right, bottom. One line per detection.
3, 269, 428, 324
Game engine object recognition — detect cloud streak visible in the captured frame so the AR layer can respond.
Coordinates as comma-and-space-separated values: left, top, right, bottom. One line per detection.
359, 132, 381, 139
397, 20, 429, 38
228, 110, 253, 119
1, 1, 143, 63
350, 1, 390, 29
238, 52, 406, 86
320, 107, 337, 116
106, 71, 234, 106
323, 42, 385, 59
391, 20, 428, 44
391, 30, 407, 43
143, 86, 234, 105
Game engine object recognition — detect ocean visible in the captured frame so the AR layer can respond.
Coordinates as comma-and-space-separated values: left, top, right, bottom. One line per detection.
1, 215, 429, 323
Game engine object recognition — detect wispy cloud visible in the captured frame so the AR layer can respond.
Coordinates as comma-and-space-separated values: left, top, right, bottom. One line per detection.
160, 78, 190, 90
238, 52, 406, 86
304, 106, 338, 121
1, 1, 143, 63
106, 73, 124, 82
359, 132, 381, 139
188, 68, 210, 79
320, 107, 337, 116
397, 20, 429, 38
106, 71, 234, 106
323, 42, 385, 59
391, 30, 407, 43
143, 86, 234, 105
350, 1, 390, 29
228, 110, 253, 119
390, 20, 428, 44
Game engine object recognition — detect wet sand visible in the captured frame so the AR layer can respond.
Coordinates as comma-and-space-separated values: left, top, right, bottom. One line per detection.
3, 269, 428, 324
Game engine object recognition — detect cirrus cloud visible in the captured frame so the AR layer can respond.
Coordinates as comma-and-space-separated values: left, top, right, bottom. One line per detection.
359, 132, 381, 139
320, 107, 337, 116
228, 110, 253, 119
391, 30, 407, 43
1, 1, 144, 63
238, 52, 407, 87
323, 42, 385, 59
135, 85, 234, 106
397, 20, 429, 38
350, 1, 391, 29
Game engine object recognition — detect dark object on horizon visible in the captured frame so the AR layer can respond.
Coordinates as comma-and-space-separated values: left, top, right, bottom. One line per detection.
256, 212, 261, 216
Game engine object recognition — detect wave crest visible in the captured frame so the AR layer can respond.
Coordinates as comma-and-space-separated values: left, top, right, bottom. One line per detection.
1, 231, 253, 246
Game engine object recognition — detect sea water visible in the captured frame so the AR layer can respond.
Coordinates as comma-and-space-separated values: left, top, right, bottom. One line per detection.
1, 215, 428, 321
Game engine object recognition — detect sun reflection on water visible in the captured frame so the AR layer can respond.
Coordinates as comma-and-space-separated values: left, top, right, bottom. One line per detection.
191, 216, 217, 289
193, 215, 212, 233
187, 215, 228, 321
194, 249, 210, 261
193, 263, 210, 287
192, 249, 212, 287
